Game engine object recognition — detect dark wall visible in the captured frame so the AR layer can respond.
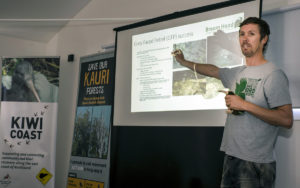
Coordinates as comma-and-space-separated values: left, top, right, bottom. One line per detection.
110, 126, 225, 188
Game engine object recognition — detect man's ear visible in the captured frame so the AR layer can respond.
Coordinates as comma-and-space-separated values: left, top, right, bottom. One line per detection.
262, 35, 268, 45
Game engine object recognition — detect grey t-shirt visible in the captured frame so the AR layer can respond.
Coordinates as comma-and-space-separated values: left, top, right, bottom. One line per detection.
219, 62, 292, 163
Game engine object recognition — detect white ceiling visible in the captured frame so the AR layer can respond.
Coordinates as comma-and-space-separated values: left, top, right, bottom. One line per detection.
0, 0, 296, 43
0, 0, 92, 42
0, 0, 225, 43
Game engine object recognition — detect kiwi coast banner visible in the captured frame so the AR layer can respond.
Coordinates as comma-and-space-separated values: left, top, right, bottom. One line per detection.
67, 51, 114, 188
0, 57, 60, 188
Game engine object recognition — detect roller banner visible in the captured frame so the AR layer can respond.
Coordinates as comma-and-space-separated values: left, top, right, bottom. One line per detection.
67, 51, 114, 188
0, 57, 60, 188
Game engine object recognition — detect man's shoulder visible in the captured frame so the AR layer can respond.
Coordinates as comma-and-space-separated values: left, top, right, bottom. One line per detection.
262, 62, 280, 71
263, 62, 287, 77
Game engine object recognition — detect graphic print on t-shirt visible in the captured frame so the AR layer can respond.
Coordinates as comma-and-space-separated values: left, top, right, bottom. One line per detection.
235, 78, 261, 98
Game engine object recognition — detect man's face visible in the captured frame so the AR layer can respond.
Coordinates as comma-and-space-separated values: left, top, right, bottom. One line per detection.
239, 23, 267, 57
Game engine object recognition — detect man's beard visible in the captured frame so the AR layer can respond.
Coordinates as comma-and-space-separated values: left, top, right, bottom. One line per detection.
241, 42, 255, 57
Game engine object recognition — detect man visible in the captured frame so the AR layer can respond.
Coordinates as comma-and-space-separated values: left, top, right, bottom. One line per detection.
173, 17, 293, 188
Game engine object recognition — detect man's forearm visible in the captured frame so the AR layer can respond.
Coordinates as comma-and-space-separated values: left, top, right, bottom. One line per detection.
243, 102, 293, 128
226, 95, 293, 128
179, 59, 220, 79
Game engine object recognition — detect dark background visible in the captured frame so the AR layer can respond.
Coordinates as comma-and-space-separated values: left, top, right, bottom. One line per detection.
110, 126, 225, 188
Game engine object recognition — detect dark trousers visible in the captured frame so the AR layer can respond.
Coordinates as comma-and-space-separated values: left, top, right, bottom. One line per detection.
221, 155, 276, 188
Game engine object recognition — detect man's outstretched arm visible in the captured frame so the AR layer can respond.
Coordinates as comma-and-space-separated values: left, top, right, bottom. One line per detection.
173, 49, 220, 79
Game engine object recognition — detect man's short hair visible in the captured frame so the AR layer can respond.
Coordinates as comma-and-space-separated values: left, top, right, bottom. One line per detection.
240, 17, 271, 53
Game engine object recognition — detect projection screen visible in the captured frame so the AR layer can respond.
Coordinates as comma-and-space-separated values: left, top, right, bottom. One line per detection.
114, 0, 261, 126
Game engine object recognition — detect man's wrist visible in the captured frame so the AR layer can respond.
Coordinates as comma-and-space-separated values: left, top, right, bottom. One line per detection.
241, 100, 248, 111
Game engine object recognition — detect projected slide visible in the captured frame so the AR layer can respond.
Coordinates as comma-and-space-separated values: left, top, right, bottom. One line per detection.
131, 13, 244, 112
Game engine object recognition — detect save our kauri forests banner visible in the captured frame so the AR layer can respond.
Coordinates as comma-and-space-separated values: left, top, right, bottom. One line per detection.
0, 57, 60, 188
67, 51, 114, 188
